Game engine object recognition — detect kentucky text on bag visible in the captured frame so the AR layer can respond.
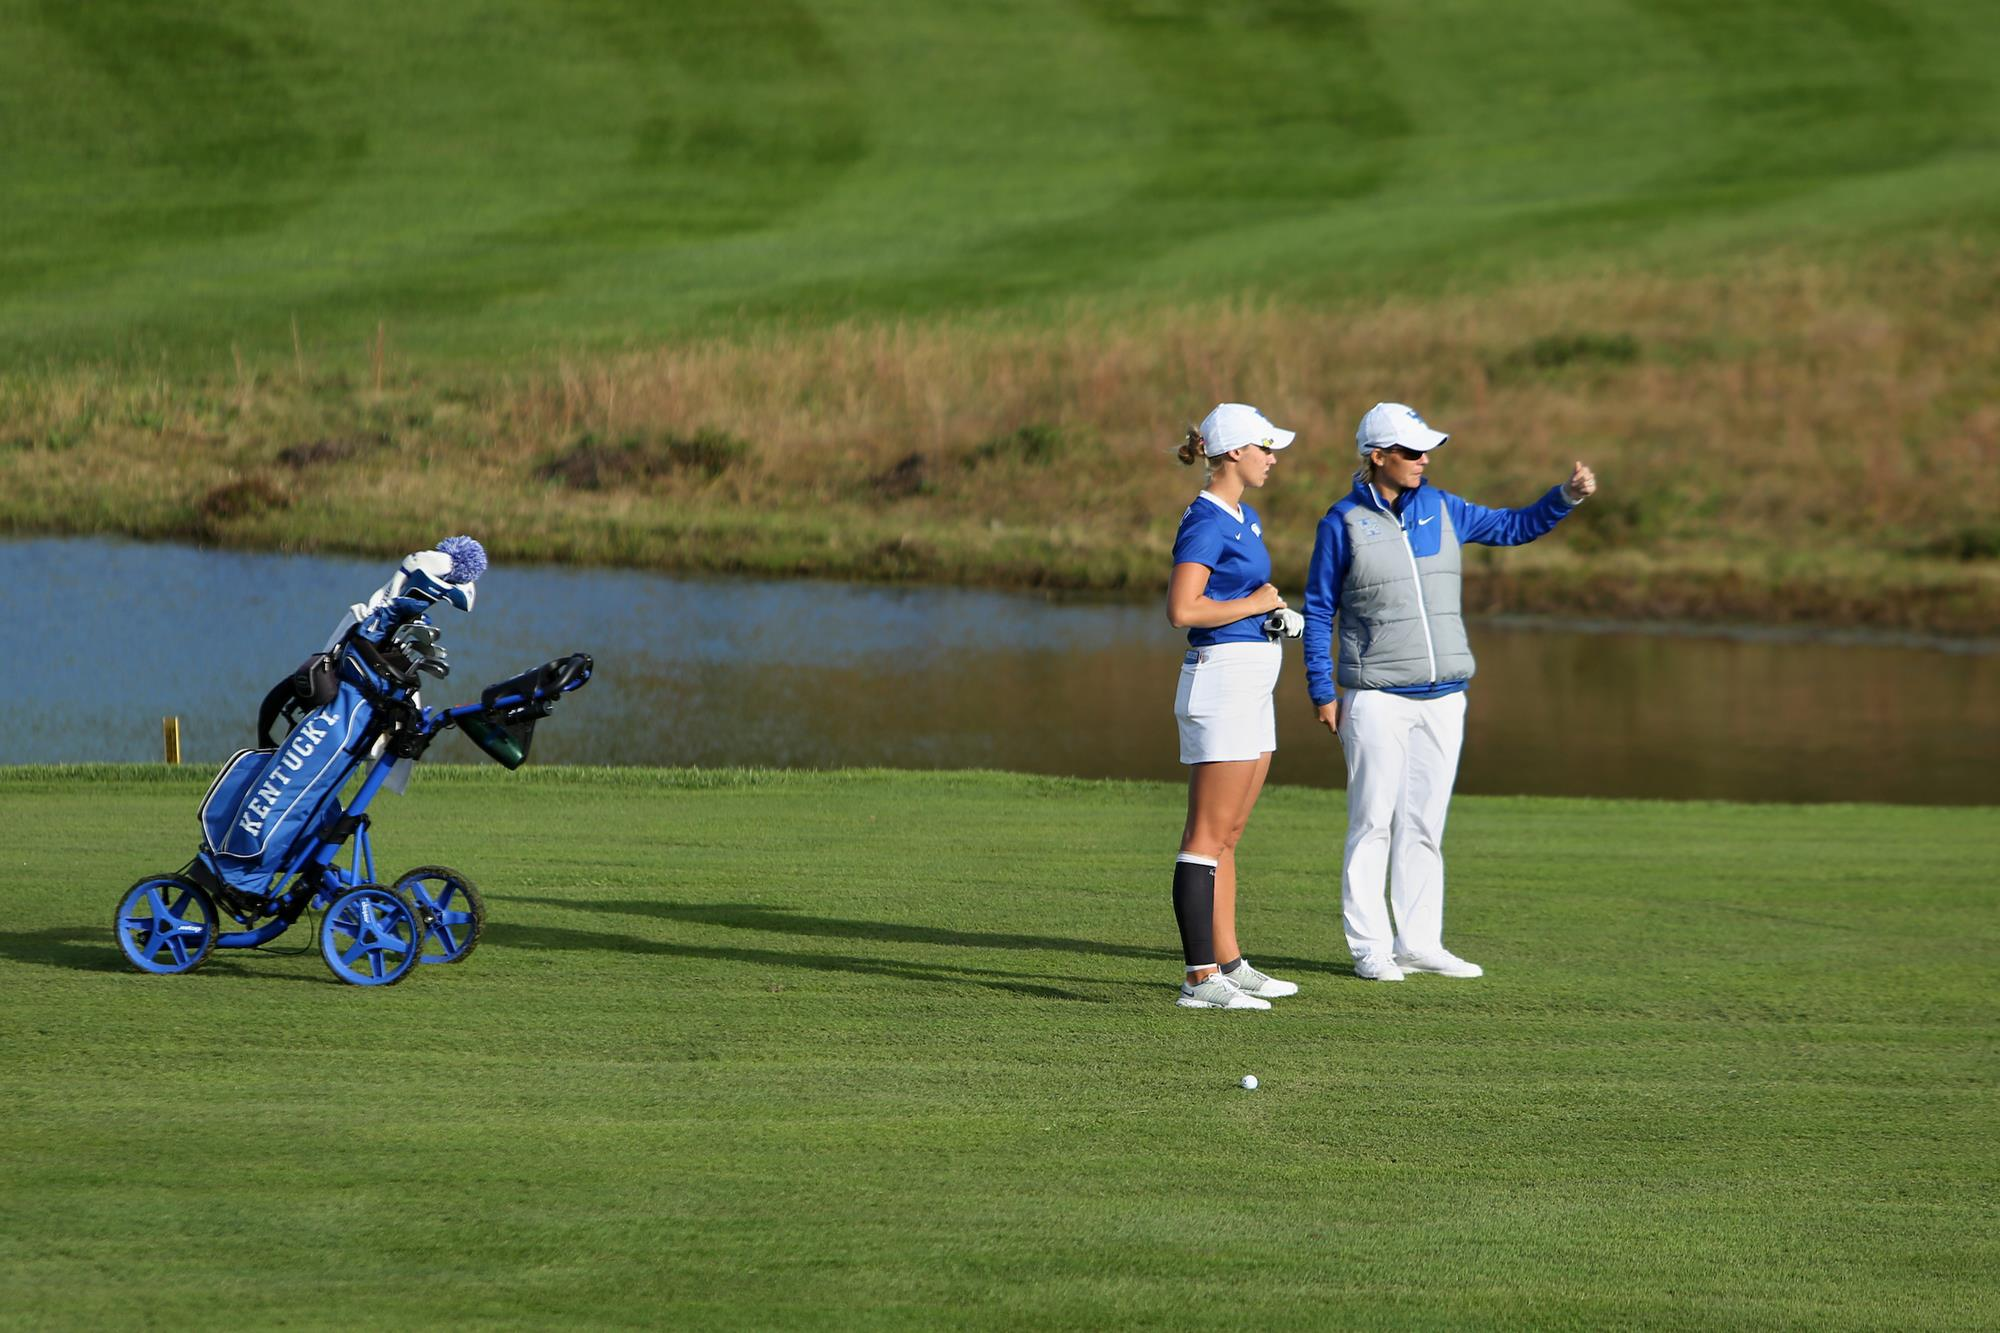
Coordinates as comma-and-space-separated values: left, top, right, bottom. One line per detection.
235, 713, 326, 836
200, 669, 376, 900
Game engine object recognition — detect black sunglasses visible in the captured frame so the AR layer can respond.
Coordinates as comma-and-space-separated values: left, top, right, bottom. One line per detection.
1384, 445, 1429, 461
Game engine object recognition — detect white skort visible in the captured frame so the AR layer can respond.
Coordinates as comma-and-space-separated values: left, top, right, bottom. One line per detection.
1174, 640, 1281, 764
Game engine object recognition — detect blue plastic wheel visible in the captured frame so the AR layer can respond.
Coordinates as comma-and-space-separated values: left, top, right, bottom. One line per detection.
114, 874, 218, 975
319, 885, 423, 987
393, 865, 486, 965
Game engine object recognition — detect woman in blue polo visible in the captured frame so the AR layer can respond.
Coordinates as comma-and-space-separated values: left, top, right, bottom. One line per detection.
1165, 403, 1304, 1011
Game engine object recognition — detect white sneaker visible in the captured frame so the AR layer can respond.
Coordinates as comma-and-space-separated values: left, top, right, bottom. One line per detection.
1395, 949, 1483, 978
1177, 974, 1272, 1010
1354, 954, 1404, 982
1226, 960, 1298, 999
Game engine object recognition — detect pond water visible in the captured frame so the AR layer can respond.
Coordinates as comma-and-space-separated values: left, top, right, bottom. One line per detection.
2, 538, 1995, 805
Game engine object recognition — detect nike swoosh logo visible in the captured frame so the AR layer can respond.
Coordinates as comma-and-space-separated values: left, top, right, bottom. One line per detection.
1417, 516, 1435, 526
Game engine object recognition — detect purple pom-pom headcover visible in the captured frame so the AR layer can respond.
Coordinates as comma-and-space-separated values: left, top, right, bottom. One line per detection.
437, 535, 487, 584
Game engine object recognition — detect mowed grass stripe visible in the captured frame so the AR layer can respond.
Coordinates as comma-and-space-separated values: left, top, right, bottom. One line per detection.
1, 767, 1993, 1327
1, 1, 1997, 362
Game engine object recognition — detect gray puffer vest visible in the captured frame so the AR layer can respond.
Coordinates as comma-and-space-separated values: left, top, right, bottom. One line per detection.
1336, 498, 1475, 690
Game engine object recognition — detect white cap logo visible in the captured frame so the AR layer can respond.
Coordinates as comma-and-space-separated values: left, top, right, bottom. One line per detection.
1356, 402, 1450, 456
1199, 403, 1297, 457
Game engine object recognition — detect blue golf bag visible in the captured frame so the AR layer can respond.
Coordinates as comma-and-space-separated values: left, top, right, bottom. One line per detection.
114, 537, 594, 986
200, 673, 377, 906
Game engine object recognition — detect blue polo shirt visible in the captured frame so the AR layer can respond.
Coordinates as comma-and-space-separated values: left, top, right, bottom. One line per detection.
1172, 492, 1272, 647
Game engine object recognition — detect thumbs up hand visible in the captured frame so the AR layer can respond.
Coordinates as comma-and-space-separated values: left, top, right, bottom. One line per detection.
1562, 461, 1597, 505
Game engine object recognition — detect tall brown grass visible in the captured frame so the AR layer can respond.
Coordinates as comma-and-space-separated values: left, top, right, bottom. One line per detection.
4, 243, 1996, 631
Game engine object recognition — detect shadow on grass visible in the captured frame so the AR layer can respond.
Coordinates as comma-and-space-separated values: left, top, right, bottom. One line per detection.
0, 926, 128, 973
508, 896, 1357, 979
0, 924, 339, 985
486, 920, 1112, 1002
512, 897, 1185, 961
0, 913, 1353, 991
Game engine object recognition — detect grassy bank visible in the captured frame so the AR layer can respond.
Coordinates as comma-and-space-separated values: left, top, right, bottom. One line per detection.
6, 251, 1999, 632
2, 765, 1995, 1327
4, 0, 1998, 629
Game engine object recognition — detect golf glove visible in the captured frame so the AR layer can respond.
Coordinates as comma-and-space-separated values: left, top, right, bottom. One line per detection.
1263, 608, 1303, 640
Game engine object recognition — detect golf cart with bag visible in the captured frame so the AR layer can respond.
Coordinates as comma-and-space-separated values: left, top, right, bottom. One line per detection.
113, 536, 593, 986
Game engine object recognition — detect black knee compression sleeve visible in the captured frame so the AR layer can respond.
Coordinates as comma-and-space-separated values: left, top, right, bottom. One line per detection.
1172, 854, 1218, 969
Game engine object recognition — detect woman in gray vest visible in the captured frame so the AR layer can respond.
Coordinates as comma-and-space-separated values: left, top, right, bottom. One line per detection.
1301, 403, 1596, 981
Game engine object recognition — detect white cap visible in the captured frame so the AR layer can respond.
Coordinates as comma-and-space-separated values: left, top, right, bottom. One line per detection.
1356, 402, 1449, 457
1199, 403, 1295, 457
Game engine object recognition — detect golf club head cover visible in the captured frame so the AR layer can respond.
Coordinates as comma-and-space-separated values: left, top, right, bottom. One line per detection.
393, 535, 486, 614
342, 535, 489, 648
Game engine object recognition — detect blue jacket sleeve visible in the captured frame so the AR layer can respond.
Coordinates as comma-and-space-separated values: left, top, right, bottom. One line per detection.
1443, 485, 1575, 547
1302, 514, 1347, 708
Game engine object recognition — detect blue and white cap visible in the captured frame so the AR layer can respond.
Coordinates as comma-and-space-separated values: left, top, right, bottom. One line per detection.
1356, 402, 1449, 457
1198, 403, 1295, 457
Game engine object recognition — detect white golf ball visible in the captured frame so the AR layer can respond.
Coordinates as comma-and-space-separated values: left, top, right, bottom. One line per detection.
1240, 1074, 1259, 1091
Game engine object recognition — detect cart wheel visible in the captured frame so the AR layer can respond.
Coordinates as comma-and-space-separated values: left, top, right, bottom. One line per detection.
114, 874, 219, 975
393, 865, 487, 965
320, 885, 424, 987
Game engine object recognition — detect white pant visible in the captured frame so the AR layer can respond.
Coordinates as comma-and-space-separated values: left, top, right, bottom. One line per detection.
1338, 689, 1467, 958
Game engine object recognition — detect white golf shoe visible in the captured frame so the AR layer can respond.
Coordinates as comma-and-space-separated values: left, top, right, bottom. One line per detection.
1394, 949, 1484, 978
1353, 954, 1405, 982
1225, 960, 1298, 999
1177, 974, 1272, 1010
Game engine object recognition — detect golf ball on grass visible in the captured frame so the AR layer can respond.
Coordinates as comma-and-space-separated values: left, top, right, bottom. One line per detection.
1240, 1074, 1258, 1091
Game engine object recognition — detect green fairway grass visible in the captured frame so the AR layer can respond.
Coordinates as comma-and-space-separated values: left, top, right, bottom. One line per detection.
2, 0, 1997, 363
2, 765, 1994, 1327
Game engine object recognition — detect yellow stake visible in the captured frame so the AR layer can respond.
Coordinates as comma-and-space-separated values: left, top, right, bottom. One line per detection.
163, 717, 182, 765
